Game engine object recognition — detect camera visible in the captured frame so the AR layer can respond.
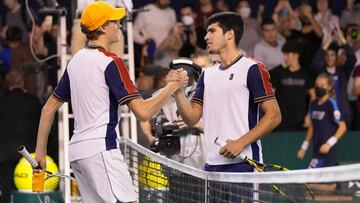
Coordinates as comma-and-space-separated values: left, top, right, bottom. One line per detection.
151, 116, 203, 156
151, 117, 181, 156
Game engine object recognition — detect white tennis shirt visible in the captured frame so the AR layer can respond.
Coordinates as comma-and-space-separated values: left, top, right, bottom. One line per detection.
53, 46, 140, 161
191, 54, 275, 165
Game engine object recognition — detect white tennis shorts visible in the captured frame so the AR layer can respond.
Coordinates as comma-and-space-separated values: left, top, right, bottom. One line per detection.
71, 149, 136, 203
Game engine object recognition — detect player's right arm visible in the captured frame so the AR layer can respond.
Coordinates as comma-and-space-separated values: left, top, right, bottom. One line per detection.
127, 71, 188, 121
35, 96, 64, 169
35, 69, 70, 169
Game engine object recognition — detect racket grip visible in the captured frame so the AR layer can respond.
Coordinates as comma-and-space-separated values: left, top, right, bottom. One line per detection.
214, 137, 247, 160
17, 145, 39, 169
32, 170, 45, 192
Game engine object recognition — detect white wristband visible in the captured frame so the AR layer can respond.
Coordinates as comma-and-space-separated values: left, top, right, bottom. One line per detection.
326, 136, 338, 147
301, 141, 309, 150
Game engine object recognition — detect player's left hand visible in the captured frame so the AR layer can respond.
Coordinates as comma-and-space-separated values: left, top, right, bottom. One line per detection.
219, 139, 245, 159
319, 143, 331, 154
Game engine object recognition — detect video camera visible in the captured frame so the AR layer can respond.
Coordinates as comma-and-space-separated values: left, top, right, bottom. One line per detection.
151, 117, 202, 156
151, 117, 181, 156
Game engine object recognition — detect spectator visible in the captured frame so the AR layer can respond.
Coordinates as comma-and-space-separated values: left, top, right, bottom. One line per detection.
340, 0, 360, 29
297, 3, 323, 69
153, 23, 185, 67
4, 26, 33, 71
311, 25, 357, 127
272, 0, 300, 41
1, 0, 39, 42
271, 41, 315, 131
0, 70, 42, 203
236, 0, 260, 56
215, 0, 229, 12
297, 2, 324, 40
314, 0, 340, 41
253, 18, 285, 70
133, 0, 176, 48
194, 0, 220, 49
178, 4, 197, 58
297, 73, 347, 168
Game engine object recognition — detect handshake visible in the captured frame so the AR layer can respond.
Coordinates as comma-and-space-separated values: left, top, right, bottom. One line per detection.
165, 58, 202, 91
166, 68, 189, 90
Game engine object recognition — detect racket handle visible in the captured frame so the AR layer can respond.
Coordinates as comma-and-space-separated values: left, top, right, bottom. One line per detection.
17, 145, 40, 169
214, 137, 247, 160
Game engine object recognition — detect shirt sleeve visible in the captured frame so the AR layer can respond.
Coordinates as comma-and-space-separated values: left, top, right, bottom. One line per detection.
53, 69, 70, 101
247, 63, 276, 103
104, 59, 141, 105
329, 99, 343, 124
190, 72, 205, 106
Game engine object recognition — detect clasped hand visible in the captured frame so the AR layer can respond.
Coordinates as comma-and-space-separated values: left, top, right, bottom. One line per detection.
166, 68, 189, 89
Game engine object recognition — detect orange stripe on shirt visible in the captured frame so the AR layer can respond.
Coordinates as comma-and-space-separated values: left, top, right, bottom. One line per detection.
99, 49, 137, 94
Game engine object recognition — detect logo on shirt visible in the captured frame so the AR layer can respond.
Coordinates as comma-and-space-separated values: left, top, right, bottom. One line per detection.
312, 111, 325, 120
334, 110, 341, 120
281, 78, 305, 86
229, 73, 234, 80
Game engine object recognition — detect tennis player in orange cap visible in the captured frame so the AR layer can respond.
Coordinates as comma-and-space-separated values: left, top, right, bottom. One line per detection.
34, 2, 188, 202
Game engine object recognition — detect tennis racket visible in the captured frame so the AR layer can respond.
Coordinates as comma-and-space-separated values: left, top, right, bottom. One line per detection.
17, 145, 81, 202
214, 137, 303, 203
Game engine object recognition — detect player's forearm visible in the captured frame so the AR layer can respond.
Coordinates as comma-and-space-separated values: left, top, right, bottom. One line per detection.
333, 121, 347, 140
132, 84, 178, 121
300, 126, 313, 151
174, 91, 201, 126
35, 106, 56, 156
305, 126, 314, 142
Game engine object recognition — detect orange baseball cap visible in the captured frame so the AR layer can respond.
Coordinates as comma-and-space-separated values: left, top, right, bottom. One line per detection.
81, 2, 126, 31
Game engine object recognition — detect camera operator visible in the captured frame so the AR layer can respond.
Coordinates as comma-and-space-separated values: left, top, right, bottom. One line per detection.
140, 66, 205, 170
178, 4, 197, 58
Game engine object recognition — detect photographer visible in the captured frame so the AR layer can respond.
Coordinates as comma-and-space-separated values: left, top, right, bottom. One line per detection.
153, 5, 197, 67
140, 66, 205, 169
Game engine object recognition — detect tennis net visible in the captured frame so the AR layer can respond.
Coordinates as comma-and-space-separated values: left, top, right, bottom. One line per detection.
119, 137, 360, 203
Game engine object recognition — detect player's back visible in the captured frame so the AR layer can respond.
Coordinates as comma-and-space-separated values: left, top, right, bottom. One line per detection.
67, 48, 114, 137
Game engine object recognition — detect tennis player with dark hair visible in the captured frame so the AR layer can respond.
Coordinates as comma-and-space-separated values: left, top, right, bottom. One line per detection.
34, 2, 188, 203
168, 12, 281, 202
171, 11, 281, 173
297, 73, 347, 168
